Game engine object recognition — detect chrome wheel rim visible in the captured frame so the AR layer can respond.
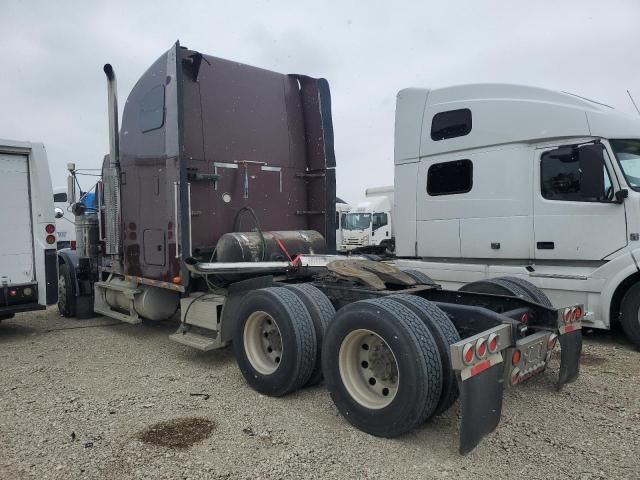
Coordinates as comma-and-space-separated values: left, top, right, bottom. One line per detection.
338, 329, 399, 409
243, 311, 283, 375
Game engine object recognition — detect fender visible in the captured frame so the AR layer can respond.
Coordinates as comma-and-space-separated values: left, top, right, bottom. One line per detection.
600, 250, 640, 327
57, 248, 81, 296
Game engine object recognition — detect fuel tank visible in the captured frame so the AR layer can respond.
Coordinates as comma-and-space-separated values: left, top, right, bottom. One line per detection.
215, 230, 327, 262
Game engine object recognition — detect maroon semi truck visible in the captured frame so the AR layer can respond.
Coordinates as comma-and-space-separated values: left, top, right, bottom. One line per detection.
57, 41, 583, 454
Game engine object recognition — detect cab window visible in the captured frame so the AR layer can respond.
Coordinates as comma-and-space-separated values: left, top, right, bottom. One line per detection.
372, 213, 388, 230
541, 144, 614, 202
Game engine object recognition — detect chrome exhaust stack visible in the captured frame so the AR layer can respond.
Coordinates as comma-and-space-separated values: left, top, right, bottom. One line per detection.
102, 64, 123, 272
103, 64, 120, 168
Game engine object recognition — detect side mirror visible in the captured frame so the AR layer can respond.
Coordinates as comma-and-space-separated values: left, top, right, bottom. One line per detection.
615, 189, 629, 204
54, 207, 64, 219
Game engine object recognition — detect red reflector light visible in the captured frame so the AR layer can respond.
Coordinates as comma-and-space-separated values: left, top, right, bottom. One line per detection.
487, 333, 498, 353
46, 234, 56, 245
9, 289, 17, 297
45, 224, 55, 234
512, 349, 521, 365
573, 306, 582, 321
476, 338, 487, 358
463, 343, 474, 365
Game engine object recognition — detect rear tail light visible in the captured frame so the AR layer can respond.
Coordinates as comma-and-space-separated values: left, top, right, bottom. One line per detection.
487, 333, 498, 353
8, 289, 17, 297
46, 235, 56, 245
45, 223, 56, 234
70, 240, 77, 250
573, 306, 583, 321
520, 312, 529, 324
475, 338, 487, 358
462, 343, 474, 365
548, 333, 558, 350
512, 349, 521, 365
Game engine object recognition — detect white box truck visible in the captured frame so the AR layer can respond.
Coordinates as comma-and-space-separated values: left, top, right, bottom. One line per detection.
340, 186, 394, 252
393, 84, 640, 346
0, 139, 57, 321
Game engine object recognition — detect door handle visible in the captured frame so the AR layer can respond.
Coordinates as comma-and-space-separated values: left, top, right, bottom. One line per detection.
537, 242, 555, 250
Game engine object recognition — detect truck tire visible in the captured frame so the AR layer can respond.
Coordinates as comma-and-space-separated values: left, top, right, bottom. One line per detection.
493, 277, 553, 307
283, 283, 336, 386
322, 297, 443, 437
232, 287, 317, 397
401, 269, 436, 286
620, 282, 640, 348
459, 277, 535, 302
58, 262, 76, 317
386, 294, 460, 416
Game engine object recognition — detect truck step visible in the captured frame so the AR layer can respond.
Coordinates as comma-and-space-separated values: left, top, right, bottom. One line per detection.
169, 331, 220, 351
94, 306, 142, 325
95, 281, 141, 295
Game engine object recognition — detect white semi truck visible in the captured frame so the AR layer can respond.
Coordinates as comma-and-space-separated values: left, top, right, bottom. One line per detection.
53, 186, 76, 250
393, 84, 640, 347
335, 197, 351, 250
0, 139, 57, 321
340, 186, 394, 252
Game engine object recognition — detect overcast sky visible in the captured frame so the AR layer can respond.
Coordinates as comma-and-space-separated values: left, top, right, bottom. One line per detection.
1, 0, 639, 203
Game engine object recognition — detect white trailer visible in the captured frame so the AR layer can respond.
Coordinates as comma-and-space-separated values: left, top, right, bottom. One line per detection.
340, 186, 394, 252
393, 84, 640, 346
0, 139, 57, 321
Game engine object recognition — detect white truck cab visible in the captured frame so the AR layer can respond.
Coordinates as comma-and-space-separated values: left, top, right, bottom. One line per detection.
394, 84, 640, 346
335, 198, 351, 252
340, 186, 394, 252
0, 139, 57, 320
53, 186, 76, 250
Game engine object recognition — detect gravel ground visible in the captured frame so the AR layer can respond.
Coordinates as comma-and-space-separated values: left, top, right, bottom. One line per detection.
1, 307, 639, 480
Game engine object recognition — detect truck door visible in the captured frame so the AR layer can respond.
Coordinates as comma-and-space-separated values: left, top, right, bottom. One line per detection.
533, 143, 627, 260
0, 153, 34, 284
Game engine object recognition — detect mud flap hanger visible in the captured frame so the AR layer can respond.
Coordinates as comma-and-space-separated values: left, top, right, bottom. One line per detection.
450, 324, 511, 455
452, 311, 583, 454
556, 305, 584, 389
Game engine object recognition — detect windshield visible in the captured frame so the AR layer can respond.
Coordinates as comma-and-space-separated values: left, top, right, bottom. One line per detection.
344, 213, 371, 230
610, 139, 640, 190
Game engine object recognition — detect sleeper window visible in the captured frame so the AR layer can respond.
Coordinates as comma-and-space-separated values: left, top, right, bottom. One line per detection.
140, 85, 165, 133
427, 159, 473, 196
431, 109, 472, 141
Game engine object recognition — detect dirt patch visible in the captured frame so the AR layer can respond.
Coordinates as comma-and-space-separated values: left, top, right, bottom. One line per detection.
580, 352, 607, 366
137, 417, 215, 449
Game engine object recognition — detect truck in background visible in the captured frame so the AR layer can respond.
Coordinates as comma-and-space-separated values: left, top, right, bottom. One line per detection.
339, 186, 394, 252
393, 84, 640, 347
335, 197, 351, 250
53, 186, 76, 250
0, 139, 57, 321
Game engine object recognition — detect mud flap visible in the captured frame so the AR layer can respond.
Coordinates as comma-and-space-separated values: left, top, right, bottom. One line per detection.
557, 330, 582, 390
458, 363, 504, 455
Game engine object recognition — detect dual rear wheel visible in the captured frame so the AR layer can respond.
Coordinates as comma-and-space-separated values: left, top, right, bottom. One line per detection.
233, 286, 459, 438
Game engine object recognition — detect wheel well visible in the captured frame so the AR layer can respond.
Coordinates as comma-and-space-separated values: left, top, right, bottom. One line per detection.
609, 272, 640, 327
